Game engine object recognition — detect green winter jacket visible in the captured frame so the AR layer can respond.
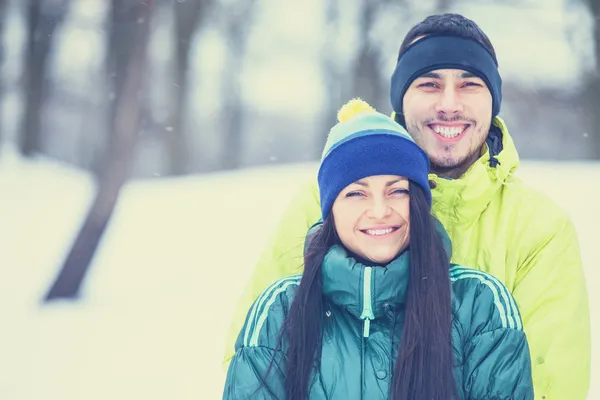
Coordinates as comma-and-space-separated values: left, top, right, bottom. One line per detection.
223, 231, 534, 399
224, 118, 590, 399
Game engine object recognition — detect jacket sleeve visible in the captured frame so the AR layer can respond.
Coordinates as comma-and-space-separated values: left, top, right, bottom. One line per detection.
222, 278, 296, 399
464, 328, 534, 400
512, 212, 590, 400
463, 281, 534, 400
223, 346, 286, 399
222, 180, 321, 368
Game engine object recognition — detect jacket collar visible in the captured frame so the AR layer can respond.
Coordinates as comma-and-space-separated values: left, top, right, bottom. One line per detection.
321, 245, 411, 320
318, 219, 452, 321
429, 117, 520, 229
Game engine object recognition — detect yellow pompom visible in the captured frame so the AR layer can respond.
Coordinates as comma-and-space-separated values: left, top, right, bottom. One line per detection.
336, 98, 377, 123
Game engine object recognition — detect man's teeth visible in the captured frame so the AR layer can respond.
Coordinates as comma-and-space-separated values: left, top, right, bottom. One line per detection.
432, 125, 464, 138
365, 228, 395, 236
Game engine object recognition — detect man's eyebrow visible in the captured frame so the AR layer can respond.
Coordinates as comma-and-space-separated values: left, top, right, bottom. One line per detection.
419, 71, 442, 79
460, 71, 479, 79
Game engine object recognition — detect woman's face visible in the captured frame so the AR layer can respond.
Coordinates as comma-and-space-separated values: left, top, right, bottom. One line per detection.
331, 175, 410, 264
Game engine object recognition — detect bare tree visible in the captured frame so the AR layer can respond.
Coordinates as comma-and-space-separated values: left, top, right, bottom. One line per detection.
0, 0, 7, 144
352, 0, 453, 116
19, 0, 69, 156
351, 0, 388, 113
587, 0, 600, 157
44, 0, 153, 301
320, 0, 413, 154
219, 0, 257, 170
436, 0, 453, 13
0, 0, 5, 49
316, 0, 345, 157
169, 0, 210, 175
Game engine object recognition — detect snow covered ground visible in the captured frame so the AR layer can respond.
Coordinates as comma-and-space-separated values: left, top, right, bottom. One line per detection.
0, 151, 598, 399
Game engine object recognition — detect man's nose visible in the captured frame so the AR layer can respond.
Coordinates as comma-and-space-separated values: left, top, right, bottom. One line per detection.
435, 86, 464, 115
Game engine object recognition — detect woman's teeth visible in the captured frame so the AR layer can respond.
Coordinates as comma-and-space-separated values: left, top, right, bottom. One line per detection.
431, 125, 465, 138
365, 228, 395, 236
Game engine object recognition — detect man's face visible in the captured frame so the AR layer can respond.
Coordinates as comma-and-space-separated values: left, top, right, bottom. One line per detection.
402, 69, 493, 178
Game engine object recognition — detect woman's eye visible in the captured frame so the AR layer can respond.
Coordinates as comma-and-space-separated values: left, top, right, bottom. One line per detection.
391, 189, 409, 196
345, 191, 364, 198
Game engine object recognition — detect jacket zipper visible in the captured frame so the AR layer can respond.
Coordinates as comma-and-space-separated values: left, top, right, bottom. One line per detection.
360, 267, 375, 337
360, 267, 375, 400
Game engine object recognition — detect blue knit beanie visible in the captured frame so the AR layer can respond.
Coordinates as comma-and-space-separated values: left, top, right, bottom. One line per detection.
318, 99, 431, 219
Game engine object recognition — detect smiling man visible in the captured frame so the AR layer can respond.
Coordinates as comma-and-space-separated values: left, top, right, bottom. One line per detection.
403, 70, 491, 178
223, 14, 590, 400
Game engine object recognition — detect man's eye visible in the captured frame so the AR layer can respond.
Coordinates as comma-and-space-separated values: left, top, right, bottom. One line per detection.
463, 81, 483, 87
418, 82, 438, 88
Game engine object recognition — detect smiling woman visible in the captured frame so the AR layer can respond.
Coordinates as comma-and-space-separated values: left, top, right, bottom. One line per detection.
332, 175, 411, 264
222, 98, 534, 400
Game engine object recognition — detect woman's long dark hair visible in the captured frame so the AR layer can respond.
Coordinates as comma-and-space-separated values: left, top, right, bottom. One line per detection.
390, 184, 457, 400
273, 183, 456, 400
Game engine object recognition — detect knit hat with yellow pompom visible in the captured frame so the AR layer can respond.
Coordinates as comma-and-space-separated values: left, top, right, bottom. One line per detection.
318, 98, 431, 219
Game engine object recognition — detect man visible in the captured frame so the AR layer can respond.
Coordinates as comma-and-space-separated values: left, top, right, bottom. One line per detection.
224, 13, 590, 400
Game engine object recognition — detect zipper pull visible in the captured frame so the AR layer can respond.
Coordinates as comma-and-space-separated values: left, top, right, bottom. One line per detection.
360, 267, 375, 338
363, 318, 371, 337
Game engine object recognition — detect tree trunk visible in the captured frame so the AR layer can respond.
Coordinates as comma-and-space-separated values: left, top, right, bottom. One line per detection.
352, 0, 387, 113
588, 0, 600, 158
436, 0, 452, 13
316, 0, 343, 157
220, 0, 256, 170
169, 0, 204, 175
19, 0, 68, 156
220, 32, 244, 170
0, 0, 7, 145
44, 0, 152, 301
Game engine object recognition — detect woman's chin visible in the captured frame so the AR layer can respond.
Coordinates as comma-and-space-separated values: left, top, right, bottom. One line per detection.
364, 252, 397, 265
362, 244, 408, 265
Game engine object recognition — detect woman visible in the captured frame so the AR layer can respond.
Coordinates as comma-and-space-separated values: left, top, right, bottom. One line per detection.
223, 99, 533, 399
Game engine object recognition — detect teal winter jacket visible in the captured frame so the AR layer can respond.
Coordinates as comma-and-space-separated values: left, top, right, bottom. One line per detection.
224, 238, 534, 399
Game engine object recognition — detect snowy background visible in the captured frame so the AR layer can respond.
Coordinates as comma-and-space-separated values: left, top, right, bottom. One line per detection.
1, 0, 599, 398
0, 151, 598, 399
